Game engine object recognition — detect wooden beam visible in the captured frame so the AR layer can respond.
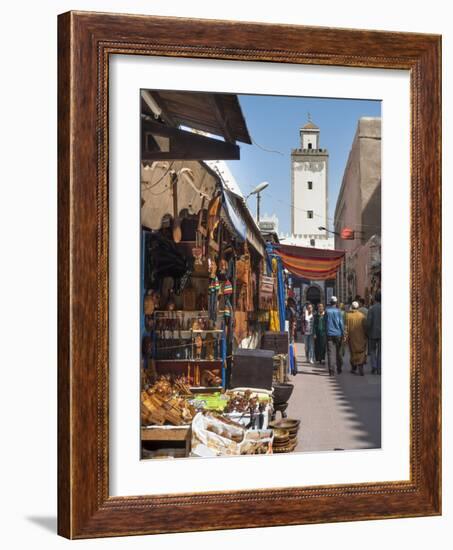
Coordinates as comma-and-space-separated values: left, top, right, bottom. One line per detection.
142, 118, 240, 161
148, 91, 178, 126
211, 95, 236, 144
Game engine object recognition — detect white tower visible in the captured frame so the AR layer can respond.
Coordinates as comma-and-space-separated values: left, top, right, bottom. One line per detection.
289, 117, 332, 249
283, 117, 335, 307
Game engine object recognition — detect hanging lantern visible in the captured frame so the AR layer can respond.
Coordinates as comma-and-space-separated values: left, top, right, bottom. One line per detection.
340, 227, 355, 240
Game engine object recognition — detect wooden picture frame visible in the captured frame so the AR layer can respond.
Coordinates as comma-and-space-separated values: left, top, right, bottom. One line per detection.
58, 11, 441, 538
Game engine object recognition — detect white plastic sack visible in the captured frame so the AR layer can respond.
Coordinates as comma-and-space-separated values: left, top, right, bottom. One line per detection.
191, 412, 245, 457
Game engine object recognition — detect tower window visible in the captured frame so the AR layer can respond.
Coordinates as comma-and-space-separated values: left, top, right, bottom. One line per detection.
310, 239, 315, 247
307, 181, 313, 190
308, 143, 312, 149
307, 210, 313, 219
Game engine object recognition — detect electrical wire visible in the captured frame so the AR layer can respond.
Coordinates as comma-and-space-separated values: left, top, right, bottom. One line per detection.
251, 137, 286, 156
141, 161, 175, 191
242, 179, 381, 230
141, 184, 171, 197
240, 140, 380, 230
140, 157, 379, 231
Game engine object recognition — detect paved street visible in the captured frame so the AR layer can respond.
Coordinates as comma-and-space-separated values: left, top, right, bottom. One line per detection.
286, 337, 381, 453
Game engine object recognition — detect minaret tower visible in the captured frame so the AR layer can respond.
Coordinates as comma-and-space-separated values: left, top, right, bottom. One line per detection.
290, 114, 329, 246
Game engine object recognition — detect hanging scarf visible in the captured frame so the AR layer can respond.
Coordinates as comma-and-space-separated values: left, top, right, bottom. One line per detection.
223, 279, 233, 329
208, 276, 220, 322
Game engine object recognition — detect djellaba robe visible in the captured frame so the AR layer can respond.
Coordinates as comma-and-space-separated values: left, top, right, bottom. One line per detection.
345, 310, 367, 366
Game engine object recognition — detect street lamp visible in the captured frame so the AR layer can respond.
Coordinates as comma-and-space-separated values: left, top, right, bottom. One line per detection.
318, 226, 340, 236
246, 181, 269, 223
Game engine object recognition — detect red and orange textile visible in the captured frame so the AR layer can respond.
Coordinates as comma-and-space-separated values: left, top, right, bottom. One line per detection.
276, 244, 345, 281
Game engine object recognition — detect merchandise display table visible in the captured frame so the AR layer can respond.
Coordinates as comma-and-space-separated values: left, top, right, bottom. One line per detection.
141, 425, 191, 456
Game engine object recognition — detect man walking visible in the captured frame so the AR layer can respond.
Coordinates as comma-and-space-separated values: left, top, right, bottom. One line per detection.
367, 291, 382, 374
345, 301, 367, 376
303, 303, 315, 364
325, 296, 344, 376
358, 297, 368, 317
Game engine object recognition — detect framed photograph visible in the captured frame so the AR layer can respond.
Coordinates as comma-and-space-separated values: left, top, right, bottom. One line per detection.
58, 11, 441, 538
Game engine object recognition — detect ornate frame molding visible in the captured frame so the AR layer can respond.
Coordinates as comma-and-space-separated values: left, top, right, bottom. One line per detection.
58, 11, 441, 538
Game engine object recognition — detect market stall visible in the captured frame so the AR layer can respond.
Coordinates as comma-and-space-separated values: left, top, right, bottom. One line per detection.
139, 90, 301, 459
139, 166, 290, 458
141, 162, 270, 390
140, 374, 301, 458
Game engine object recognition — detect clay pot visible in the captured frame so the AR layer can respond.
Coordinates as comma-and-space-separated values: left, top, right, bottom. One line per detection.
272, 383, 294, 405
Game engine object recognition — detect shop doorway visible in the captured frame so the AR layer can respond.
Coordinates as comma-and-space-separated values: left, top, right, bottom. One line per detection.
306, 285, 322, 307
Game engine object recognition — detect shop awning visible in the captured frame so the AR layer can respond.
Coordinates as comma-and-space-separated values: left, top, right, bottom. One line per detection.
220, 186, 266, 257
221, 186, 247, 241
275, 244, 345, 280
141, 91, 252, 144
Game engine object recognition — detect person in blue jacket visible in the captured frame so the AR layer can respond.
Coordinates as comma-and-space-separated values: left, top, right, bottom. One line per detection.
325, 296, 345, 376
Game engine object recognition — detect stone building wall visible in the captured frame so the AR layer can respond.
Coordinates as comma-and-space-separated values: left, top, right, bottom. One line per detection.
334, 117, 381, 304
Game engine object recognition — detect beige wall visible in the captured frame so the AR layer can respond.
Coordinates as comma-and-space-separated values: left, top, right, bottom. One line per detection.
141, 160, 217, 231
334, 118, 381, 303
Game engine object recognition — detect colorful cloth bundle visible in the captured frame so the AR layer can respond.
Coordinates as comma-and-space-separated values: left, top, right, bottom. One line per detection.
222, 280, 233, 330
223, 279, 233, 295
209, 276, 221, 293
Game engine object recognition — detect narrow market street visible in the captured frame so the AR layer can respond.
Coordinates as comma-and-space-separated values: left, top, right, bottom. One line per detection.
137, 91, 384, 463
287, 336, 381, 453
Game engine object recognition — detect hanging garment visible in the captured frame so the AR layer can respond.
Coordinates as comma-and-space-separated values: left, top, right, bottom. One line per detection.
259, 274, 274, 310
269, 309, 280, 332
234, 311, 248, 344
144, 231, 193, 293
208, 276, 220, 322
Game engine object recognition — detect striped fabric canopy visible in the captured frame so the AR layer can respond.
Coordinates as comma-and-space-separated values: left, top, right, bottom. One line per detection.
276, 244, 345, 280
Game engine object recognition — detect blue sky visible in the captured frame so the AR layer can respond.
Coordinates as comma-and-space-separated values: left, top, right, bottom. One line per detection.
226, 95, 381, 234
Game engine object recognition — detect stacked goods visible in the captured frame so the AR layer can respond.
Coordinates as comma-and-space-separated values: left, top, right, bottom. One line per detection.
269, 418, 300, 453
191, 412, 244, 456
224, 389, 259, 414
240, 429, 273, 455
206, 417, 244, 442
223, 389, 272, 429
152, 375, 174, 398
148, 374, 193, 397
141, 376, 195, 426
173, 376, 193, 396
141, 391, 195, 426
200, 369, 222, 387
141, 391, 166, 425
191, 412, 273, 457
272, 429, 291, 452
